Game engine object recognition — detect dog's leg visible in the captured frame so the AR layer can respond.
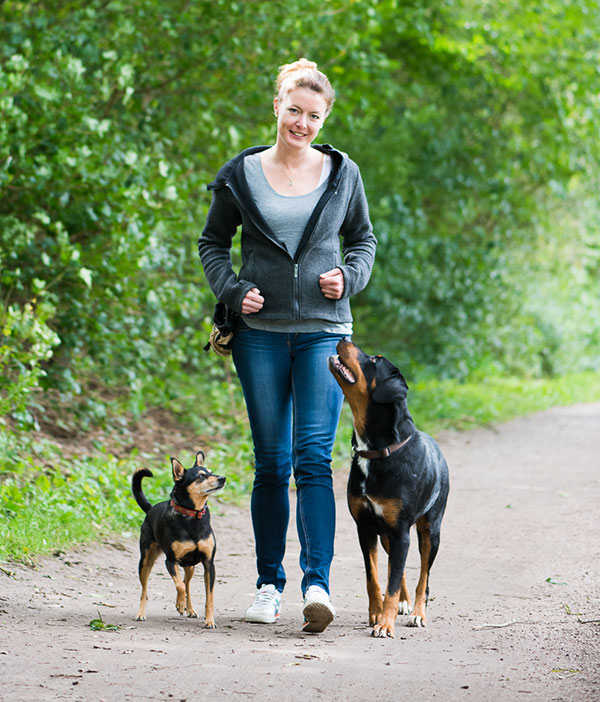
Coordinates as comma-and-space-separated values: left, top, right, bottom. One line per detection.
203, 558, 216, 629
398, 572, 413, 615
350, 497, 383, 626
183, 566, 197, 618
361, 527, 383, 626
409, 516, 440, 627
166, 560, 187, 615
136, 541, 161, 621
373, 529, 410, 638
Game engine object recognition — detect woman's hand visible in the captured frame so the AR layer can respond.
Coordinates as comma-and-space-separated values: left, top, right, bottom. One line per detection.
319, 268, 344, 300
241, 287, 265, 314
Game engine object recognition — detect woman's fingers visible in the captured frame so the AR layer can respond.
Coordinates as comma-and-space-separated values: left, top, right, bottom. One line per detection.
319, 268, 344, 300
241, 287, 264, 314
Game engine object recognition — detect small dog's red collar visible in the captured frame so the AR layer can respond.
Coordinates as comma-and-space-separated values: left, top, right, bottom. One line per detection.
354, 434, 413, 460
170, 498, 206, 519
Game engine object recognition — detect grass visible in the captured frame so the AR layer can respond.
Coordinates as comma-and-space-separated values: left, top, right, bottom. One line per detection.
1, 369, 599, 564
409, 370, 600, 435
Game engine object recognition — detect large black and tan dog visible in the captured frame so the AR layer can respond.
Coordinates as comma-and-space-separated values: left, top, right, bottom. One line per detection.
329, 338, 449, 638
131, 451, 226, 628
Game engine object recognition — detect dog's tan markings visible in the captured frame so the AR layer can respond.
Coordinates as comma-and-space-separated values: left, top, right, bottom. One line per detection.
197, 533, 217, 628
171, 540, 197, 561
203, 567, 216, 628
370, 537, 409, 635
368, 497, 403, 527
380, 533, 390, 554
336, 344, 369, 437
370, 554, 402, 637
409, 517, 432, 627
373, 589, 401, 637
186, 487, 209, 512
169, 562, 187, 615
196, 533, 216, 561
136, 541, 162, 621
187, 474, 222, 510
183, 566, 197, 618
348, 495, 368, 522
366, 547, 383, 625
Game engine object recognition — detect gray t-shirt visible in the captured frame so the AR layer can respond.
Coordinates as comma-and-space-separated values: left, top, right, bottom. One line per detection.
242, 153, 352, 335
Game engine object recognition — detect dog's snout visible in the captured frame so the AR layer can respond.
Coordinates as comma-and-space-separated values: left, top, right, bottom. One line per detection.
336, 336, 353, 353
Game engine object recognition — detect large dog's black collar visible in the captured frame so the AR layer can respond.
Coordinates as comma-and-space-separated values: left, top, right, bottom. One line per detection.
353, 434, 413, 460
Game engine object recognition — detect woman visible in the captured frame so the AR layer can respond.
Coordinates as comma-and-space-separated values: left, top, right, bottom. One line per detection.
198, 59, 376, 633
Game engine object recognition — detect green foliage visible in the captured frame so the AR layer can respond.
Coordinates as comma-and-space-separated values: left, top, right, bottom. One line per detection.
336, 1, 600, 379
1, 0, 598, 409
0, 296, 60, 425
409, 371, 600, 436
0, 427, 226, 563
2, 368, 599, 563
0, 1, 217, 402
0, 1, 599, 564
89, 613, 120, 631
1, 0, 599, 403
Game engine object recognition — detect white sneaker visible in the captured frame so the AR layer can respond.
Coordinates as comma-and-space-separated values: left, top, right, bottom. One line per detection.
244, 584, 281, 623
302, 585, 336, 633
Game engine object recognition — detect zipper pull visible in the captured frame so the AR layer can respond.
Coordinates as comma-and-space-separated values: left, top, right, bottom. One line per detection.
294, 263, 299, 279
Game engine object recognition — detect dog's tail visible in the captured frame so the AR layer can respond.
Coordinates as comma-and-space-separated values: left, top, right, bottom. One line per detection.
131, 467, 153, 513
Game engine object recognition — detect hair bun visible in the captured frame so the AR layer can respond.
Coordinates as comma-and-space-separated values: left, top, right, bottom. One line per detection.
277, 58, 319, 87
275, 58, 335, 114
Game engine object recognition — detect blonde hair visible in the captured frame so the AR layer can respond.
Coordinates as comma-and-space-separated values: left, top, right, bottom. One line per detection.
275, 58, 335, 115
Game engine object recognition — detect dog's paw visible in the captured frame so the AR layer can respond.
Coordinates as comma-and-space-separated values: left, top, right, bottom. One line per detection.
371, 624, 395, 638
407, 615, 426, 627
398, 600, 412, 616
204, 620, 217, 629
135, 615, 146, 622
368, 611, 382, 626
187, 609, 198, 618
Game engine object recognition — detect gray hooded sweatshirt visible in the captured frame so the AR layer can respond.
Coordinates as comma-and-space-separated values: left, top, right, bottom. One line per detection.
198, 144, 376, 324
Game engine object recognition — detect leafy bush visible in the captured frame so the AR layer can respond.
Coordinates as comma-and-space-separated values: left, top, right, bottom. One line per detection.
0, 296, 60, 426
0, 0, 599, 418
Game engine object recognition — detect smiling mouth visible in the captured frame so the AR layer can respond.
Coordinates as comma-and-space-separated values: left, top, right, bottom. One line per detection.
329, 355, 356, 384
290, 130, 306, 137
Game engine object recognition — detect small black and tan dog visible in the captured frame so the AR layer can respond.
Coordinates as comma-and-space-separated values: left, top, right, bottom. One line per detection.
329, 338, 449, 638
131, 451, 226, 628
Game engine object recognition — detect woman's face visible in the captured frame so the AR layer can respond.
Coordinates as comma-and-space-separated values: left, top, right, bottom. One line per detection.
274, 87, 329, 150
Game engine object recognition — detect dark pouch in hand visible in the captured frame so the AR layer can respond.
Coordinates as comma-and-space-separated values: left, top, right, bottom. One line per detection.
204, 302, 238, 356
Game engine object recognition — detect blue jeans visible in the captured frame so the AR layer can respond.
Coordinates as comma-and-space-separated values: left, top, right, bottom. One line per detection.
232, 328, 345, 596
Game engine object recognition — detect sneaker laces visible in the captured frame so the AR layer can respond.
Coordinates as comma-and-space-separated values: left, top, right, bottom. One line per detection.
253, 586, 279, 609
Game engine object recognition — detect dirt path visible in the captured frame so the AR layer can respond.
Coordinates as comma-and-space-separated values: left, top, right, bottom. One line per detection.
1, 403, 599, 702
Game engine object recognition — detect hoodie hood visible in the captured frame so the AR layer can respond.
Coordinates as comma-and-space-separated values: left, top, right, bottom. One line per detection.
207, 144, 347, 192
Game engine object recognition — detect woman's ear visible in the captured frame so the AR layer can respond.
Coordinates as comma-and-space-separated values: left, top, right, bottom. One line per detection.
273, 96, 279, 117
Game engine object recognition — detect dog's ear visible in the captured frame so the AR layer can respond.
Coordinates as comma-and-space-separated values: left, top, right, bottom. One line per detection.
171, 457, 185, 482
194, 450, 205, 467
372, 361, 408, 404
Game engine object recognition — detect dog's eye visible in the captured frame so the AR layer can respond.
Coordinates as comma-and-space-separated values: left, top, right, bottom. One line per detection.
370, 356, 377, 363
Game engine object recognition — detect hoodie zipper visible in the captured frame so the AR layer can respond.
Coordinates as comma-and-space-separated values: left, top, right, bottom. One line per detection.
293, 263, 300, 317
225, 149, 343, 319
